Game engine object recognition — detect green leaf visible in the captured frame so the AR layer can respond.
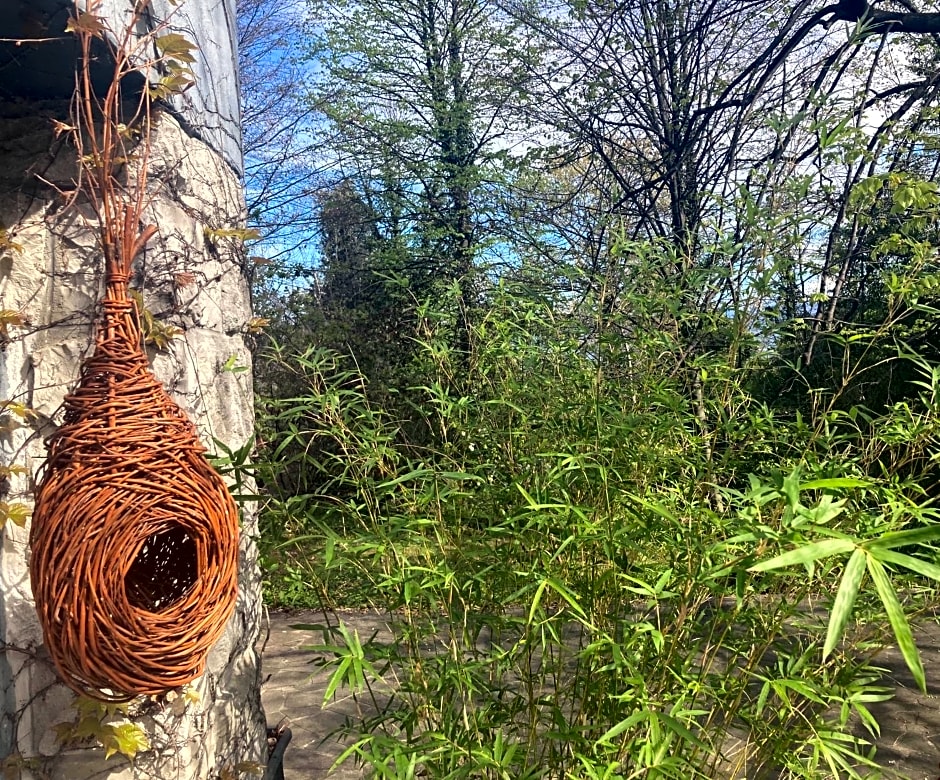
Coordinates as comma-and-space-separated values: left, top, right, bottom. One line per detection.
749, 538, 855, 572
154, 33, 197, 63
596, 709, 650, 744
824, 547, 866, 658
323, 656, 351, 704
324, 534, 336, 568
104, 722, 150, 761
221, 354, 249, 373
801, 495, 847, 526
72, 714, 103, 740
0, 502, 30, 529
525, 578, 549, 627
657, 712, 709, 752
866, 524, 940, 550
876, 549, 940, 581
772, 678, 826, 704
867, 556, 925, 693
315, 623, 380, 706
781, 469, 802, 509
799, 477, 872, 491
514, 483, 567, 512
541, 574, 593, 626
374, 468, 433, 489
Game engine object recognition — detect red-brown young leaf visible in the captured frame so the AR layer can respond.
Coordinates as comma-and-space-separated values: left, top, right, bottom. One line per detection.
64, 12, 106, 38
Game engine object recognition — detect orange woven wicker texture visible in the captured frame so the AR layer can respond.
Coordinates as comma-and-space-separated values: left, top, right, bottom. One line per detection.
29, 227, 240, 701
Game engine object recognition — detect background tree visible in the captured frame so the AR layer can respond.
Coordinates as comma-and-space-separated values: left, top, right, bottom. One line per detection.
305, 0, 535, 355
237, 0, 327, 263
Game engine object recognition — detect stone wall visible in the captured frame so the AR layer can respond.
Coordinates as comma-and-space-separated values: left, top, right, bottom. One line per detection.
0, 8, 266, 776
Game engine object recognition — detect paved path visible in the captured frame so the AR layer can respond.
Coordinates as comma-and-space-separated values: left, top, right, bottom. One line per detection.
260, 609, 940, 779
260, 609, 385, 779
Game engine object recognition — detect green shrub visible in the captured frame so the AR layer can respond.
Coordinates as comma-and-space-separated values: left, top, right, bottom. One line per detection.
253, 275, 940, 779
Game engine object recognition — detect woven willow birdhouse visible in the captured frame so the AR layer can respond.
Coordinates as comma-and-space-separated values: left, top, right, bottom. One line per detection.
29, 217, 240, 701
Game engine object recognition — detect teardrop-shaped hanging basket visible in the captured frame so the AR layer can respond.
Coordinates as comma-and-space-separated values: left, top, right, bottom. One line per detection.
29, 216, 240, 701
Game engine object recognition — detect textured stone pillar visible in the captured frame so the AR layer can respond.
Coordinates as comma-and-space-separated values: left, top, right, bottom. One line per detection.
0, 1, 266, 777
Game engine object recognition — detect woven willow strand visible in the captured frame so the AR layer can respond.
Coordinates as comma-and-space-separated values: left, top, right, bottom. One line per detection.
29, 213, 240, 701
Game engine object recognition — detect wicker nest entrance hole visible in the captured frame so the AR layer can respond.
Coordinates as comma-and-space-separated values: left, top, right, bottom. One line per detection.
126, 525, 199, 611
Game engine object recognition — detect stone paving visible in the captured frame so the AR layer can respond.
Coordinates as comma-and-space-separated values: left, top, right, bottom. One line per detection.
260, 609, 389, 779
260, 608, 940, 780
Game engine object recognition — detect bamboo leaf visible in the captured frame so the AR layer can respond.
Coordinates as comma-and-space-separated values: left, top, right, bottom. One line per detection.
658, 713, 709, 751
541, 574, 592, 626
867, 556, 925, 692
749, 538, 855, 572
596, 710, 649, 745
800, 477, 872, 490
866, 524, 940, 550
876, 549, 940, 581
824, 547, 866, 658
